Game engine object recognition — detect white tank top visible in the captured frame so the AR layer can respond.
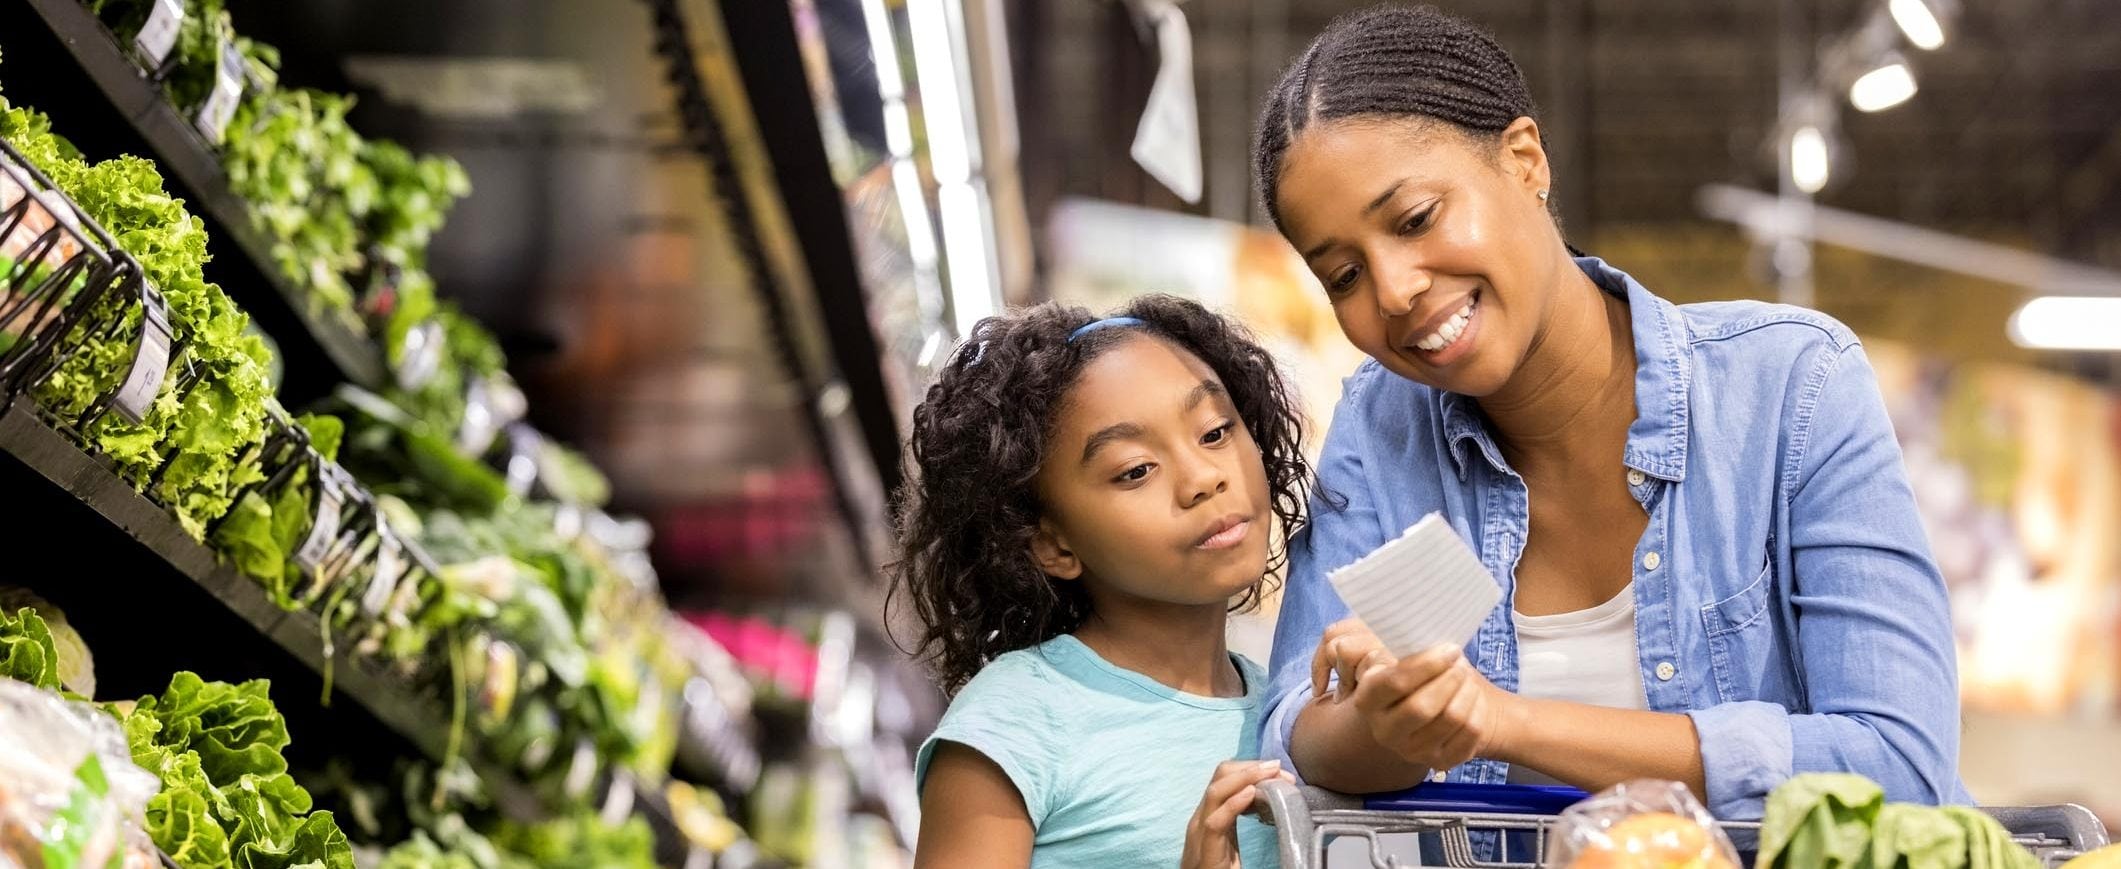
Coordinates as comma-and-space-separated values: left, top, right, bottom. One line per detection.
1513, 582, 1650, 711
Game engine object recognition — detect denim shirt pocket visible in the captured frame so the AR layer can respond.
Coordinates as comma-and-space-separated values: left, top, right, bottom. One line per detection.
1701, 561, 1777, 703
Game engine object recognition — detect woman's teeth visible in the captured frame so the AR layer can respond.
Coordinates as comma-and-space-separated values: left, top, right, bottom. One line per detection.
1414, 298, 1477, 352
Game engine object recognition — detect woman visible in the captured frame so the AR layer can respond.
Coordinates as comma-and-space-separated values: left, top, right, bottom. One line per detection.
1255, 4, 1970, 820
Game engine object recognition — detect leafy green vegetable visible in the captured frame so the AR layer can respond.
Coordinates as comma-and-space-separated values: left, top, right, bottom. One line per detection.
489, 811, 657, 869
532, 442, 609, 508
0, 606, 61, 691
0, 588, 93, 696
223, 87, 372, 319
124, 673, 355, 869
1763, 775, 2045, 869
330, 384, 511, 513
0, 101, 276, 541
213, 413, 348, 605
1760, 773, 1885, 869
1945, 807, 2042, 869
1871, 804, 1970, 869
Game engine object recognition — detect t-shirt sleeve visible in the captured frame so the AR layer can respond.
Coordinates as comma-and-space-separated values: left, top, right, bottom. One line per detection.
913, 655, 1070, 824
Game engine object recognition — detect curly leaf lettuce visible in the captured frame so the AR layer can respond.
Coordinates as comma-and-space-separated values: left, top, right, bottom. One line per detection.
0, 606, 61, 691
124, 673, 354, 869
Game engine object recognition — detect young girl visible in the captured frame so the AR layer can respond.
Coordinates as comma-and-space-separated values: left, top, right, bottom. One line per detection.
894, 296, 1314, 867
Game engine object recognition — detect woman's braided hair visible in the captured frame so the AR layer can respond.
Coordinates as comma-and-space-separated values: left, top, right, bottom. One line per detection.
1254, 4, 1538, 230
888, 295, 1315, 695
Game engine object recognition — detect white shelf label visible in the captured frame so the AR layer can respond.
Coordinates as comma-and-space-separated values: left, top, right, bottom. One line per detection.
294, 463, 346, 571
110, 283, 172, 424
133, 0, 186, 70
362, 521, 406, 618
194, 41, 247, 145
395, 319, 445, 390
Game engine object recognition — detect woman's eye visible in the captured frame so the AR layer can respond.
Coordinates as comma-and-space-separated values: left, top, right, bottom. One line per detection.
1328, 265, 1361, 293
1399, 206, 1435, 235
1116, 464, 1152, 483
1202, 422, 1235, 445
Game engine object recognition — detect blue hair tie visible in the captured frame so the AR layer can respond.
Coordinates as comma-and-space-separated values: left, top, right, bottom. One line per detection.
1067, 316, 1146, 343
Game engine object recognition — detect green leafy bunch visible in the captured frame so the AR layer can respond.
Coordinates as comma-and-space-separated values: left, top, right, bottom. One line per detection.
123, 672, 356, 869
212, 413, 346, 607
0, 102, 276, 540
223, 87, 373, 318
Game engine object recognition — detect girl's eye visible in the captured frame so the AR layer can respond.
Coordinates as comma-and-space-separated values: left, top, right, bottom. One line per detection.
1202, 422, 1235, 445
1327, 265, 1361, 295
1116, 464, 1152, 484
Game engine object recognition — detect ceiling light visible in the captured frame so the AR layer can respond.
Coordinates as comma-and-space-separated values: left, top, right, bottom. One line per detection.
1888, 0, 1946, 50
1790, 125, 1831, 194
2008, 296, 2121, 350
1850, 62, 1918, 112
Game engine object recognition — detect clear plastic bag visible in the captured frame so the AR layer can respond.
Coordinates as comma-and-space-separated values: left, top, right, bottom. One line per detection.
0, 679, 162, 869
1546, 779, 1742, 869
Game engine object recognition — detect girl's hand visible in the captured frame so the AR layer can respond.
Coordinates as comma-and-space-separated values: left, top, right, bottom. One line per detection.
1180, 760, 1290, 869
1311, 619, 1396, 700
1346, 644, 1516, 772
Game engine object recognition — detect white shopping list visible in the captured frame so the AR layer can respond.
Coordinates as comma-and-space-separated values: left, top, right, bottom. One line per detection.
1328, 513, 1503, 658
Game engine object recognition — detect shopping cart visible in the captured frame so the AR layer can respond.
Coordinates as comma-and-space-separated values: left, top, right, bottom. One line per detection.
1254, 780, 2111, 869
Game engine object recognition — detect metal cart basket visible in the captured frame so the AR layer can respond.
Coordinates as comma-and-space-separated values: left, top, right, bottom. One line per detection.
1255, 780, 2110, 869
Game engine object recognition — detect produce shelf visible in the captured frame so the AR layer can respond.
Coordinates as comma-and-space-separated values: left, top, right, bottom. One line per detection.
0, 397, 545, 821
3, 0, 389, 400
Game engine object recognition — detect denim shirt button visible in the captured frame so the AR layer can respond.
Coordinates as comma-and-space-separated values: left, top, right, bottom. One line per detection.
1656, 661, 1677, 681
1627, 469, 1647, 487
1642, 551, 1662, 571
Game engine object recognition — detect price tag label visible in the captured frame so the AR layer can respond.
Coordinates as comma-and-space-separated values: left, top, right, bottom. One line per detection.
133, 0, 185, 71
504, 423, 541, 496
456, 376, 498, 455
294, 462, 346, 571
193, 40, 247, 144
111, 283, 172, 424
394, 319, 444, 390
598, 774, 636, 827
362, 521, 407, 618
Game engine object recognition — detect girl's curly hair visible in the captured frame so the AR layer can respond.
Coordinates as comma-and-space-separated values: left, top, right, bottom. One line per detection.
888, 295, 1316, 695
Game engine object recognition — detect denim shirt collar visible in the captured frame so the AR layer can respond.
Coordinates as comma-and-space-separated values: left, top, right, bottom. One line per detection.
1440, 256, 1693, 482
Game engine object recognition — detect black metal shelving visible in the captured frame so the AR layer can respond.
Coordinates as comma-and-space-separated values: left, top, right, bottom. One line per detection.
3, 0, 389, 400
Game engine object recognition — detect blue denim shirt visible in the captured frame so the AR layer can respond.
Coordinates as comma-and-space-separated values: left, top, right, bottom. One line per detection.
1262, 257, 1973, 819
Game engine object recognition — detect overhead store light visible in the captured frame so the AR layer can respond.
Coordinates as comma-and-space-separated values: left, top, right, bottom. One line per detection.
1888, 0, 1947, 50
908, 0, 1001, 335
2008, 297, 2121, 351
1790, 125, 1832, 194
1849, 60, 1918, 112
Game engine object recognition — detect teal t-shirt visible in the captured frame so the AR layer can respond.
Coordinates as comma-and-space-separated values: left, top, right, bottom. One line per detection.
914, 634, 1279, 868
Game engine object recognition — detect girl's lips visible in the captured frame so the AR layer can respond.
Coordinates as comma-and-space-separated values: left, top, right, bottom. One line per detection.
1196, 518, 1252, 551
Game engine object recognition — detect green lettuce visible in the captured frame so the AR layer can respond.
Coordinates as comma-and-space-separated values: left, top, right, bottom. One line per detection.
0, 606, 60, 691
1760, 773, 1885, 869
124, 673, 355, 869
213, 413, 347, 605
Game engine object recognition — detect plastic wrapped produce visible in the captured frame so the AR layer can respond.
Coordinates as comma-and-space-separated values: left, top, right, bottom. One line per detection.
0, 679, 161, 869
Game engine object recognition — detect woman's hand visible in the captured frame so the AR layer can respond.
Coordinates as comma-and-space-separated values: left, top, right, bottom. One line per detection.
1347, 644, 1515, 772
1311, 619, 1397, 700
1180, 760, 1290, 869
1310, 620, 1518, 773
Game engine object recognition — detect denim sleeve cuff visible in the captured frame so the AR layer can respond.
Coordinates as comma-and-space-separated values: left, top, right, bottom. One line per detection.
1261, 680, 1317, 785
1688, 701, 1794, 820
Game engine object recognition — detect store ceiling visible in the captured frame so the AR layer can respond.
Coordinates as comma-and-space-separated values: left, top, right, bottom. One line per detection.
1012, 0, 2121, 377
219, 0, 858, 603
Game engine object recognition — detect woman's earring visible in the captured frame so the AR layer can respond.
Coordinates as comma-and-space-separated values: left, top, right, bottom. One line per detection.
1537, 189, 1550, 202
